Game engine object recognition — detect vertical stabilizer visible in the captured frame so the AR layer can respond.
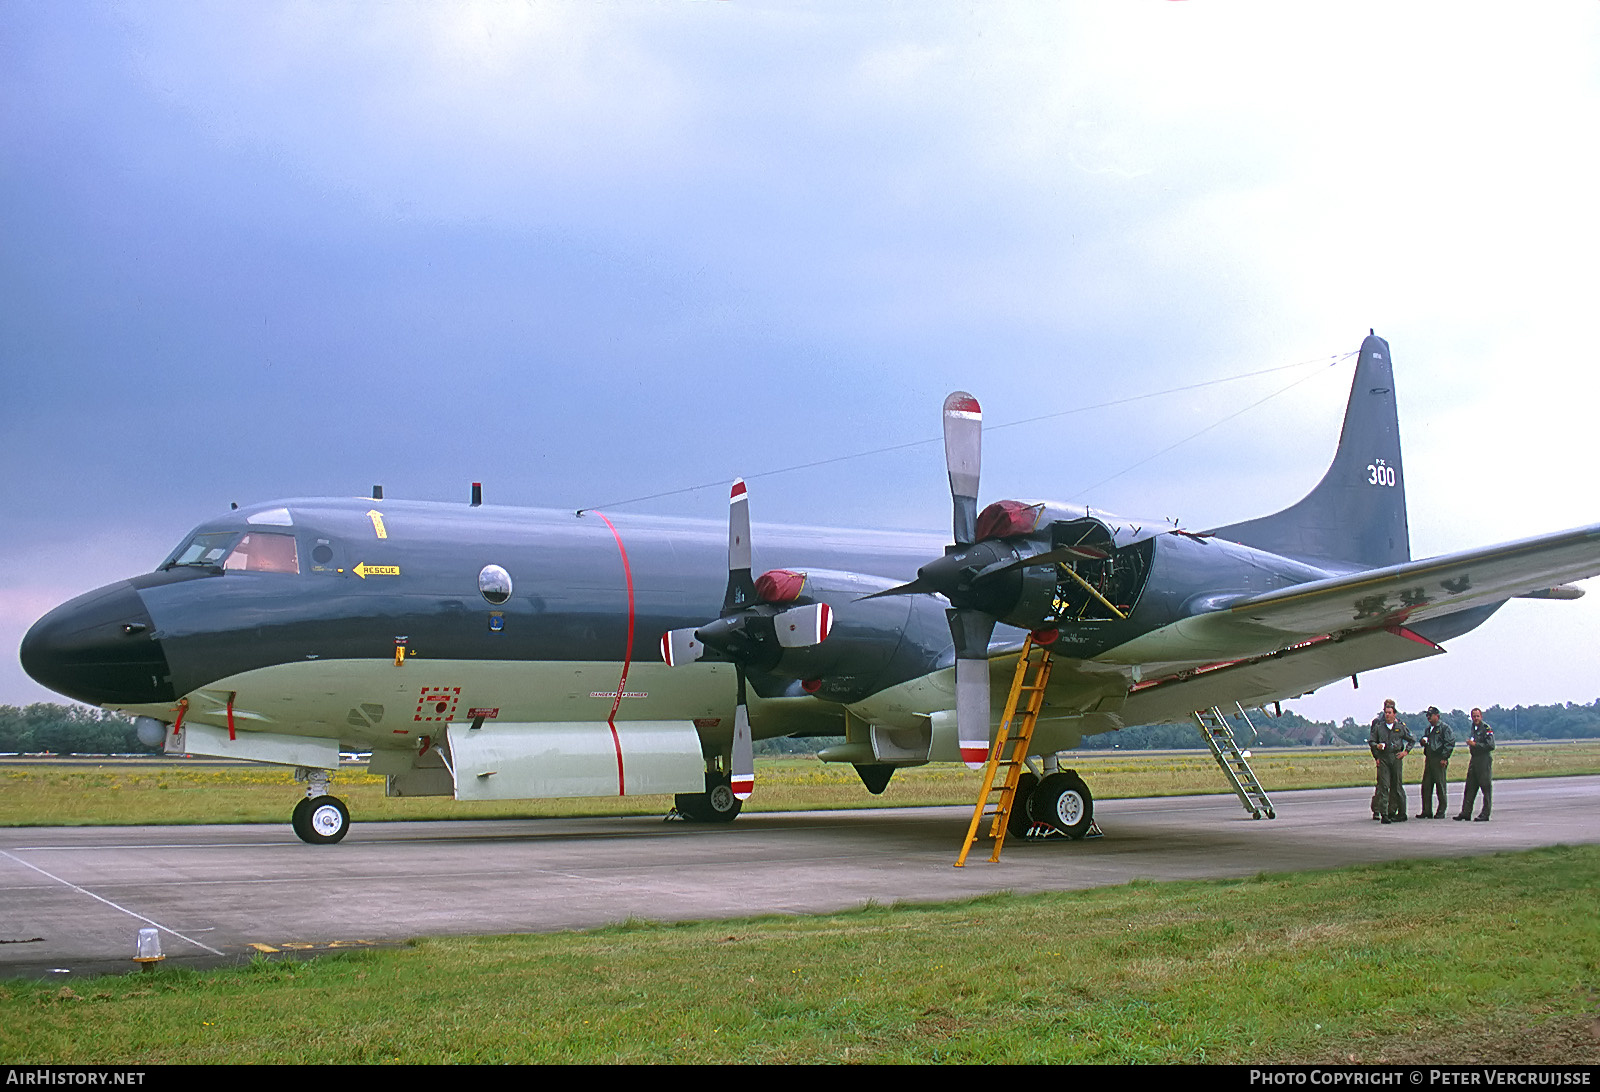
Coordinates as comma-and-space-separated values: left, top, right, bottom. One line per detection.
1210, 333, 1410, 570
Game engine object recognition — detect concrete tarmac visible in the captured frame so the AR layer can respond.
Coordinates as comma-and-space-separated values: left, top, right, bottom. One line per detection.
3, 775, 1596, 981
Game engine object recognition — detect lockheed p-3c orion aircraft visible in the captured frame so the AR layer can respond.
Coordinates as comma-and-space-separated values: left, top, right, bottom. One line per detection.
20, 333, 1600, 845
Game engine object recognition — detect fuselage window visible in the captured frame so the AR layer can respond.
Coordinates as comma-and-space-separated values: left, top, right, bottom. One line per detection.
223, 532, 301, 574
479, 564, 513, 605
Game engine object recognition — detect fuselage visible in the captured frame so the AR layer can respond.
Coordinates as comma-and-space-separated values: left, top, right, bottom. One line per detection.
20, 495, 1386, 757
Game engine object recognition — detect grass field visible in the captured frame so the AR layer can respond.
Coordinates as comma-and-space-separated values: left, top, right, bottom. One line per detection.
3, 742, 1598, 827
3, 844, 1597, 1064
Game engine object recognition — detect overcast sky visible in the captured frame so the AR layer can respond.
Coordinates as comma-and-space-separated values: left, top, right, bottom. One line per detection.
4, 2, 1598, 725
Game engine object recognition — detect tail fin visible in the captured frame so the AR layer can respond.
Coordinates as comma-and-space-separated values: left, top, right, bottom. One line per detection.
1210, 332, 1410, 570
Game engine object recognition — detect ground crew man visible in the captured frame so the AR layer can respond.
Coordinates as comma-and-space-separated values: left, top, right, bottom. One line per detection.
1455, 707, 1495, 821
1368, 699, 1414, 824
1416, 706, 1455, 818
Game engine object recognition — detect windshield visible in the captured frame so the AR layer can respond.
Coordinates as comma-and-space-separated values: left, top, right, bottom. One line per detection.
163, 531, 240, 570
161, 529, 301, 574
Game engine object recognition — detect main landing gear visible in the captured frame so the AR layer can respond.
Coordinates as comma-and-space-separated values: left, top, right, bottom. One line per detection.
1030, 770, 1095, 839
673, 770, 743, 823
1009, 767, 1097, 840
292, 767, 350, 845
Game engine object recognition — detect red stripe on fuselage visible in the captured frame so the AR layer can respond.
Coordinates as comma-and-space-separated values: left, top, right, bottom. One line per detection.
593, 512, 635, 796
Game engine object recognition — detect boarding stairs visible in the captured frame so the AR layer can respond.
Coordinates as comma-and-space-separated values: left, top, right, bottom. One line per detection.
955, 635, 1054, 866
1192, 704, 1276, 819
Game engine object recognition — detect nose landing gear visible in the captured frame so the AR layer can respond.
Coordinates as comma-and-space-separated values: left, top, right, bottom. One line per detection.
292, 767, 351, 844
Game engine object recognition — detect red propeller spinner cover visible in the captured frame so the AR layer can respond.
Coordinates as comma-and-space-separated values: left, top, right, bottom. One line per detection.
974, 499, 1044, 541
756, 569, 807, 603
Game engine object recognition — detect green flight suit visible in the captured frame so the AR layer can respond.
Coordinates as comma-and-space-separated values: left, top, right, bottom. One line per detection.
1458, 720, 1495, 819
1418, 717, 1455, 817
1368, 715, 1415, 822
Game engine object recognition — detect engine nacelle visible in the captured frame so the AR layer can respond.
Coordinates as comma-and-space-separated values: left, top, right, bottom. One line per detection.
742, 569, 931, 701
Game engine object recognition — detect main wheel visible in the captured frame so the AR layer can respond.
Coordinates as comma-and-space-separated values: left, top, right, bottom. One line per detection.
1007, 771, 1039, 839
674, 772, 743, 823
299, 795, 350, 844
1030, 771, 1094, 839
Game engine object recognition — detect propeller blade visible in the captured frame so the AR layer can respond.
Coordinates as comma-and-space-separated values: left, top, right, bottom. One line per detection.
660, 628, 704, 667
731, 669, 754, 799
948, 608, 997, 769
855, 577, 939, 601
943, 392, 982, 546
969, 542, 1110, 583
723, 479, 758, 614
774, 602, 833, 648
955, 657, 991, 769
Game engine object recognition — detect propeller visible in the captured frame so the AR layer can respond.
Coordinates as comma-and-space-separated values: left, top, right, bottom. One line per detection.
660, 479, 833, 800
865, 393, 1111, 769
860, 394, 1001, 765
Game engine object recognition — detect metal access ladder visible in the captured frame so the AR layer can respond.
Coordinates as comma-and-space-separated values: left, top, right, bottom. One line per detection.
956, 636, 1054, 866
1192, 704, 1276, 819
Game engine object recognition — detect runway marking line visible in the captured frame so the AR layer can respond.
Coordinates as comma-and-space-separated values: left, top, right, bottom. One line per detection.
0, 849, 226, 956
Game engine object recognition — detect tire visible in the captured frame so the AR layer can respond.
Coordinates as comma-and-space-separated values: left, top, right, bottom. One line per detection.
291, 797, 313, 842
300, 795, 350, 845
1007, 772, 1039, 839
1030, 771, 1094, 839
674, 773, 743, 824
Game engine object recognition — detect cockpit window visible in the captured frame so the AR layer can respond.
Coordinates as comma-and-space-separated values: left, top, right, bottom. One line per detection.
164, 531, 239, 570
222, 532, 300, 574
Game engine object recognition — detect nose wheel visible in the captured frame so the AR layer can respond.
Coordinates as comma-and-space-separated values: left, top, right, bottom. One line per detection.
291, 767, 350, 844
292, 795, 350, 844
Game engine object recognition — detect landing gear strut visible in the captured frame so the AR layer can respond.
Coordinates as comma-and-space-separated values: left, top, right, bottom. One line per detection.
292, 767, 350, 845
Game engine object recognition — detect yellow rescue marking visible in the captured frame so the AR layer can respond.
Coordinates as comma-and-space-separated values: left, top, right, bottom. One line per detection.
248, 943, 279, 953
366, 509, 388, 539
353, 562, 401, 579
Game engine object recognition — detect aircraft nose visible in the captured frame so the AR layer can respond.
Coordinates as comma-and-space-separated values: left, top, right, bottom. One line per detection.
19, 580, 176, 707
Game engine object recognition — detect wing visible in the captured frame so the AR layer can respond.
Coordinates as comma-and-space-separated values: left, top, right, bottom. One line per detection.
1101, 522, 1600, 672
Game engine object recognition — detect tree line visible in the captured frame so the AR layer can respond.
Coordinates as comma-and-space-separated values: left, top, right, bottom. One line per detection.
5, 699, 1598, 757
0, 704, 155, 755
1080, 700, 1600, 750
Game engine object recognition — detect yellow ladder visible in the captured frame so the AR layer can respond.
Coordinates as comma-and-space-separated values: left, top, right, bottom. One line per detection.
955, 636, 1054, 866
